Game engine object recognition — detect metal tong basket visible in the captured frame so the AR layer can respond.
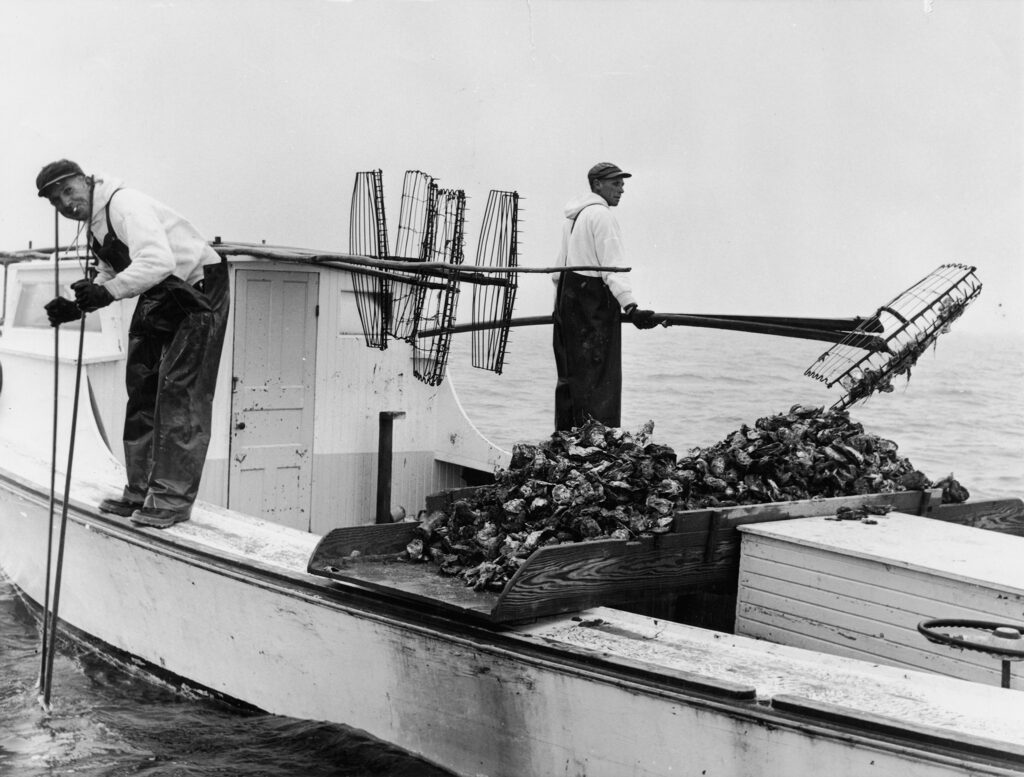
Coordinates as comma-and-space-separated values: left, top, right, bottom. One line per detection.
804, 264, 982, 410
349, 170, 391, 350
348, 168, 522, 384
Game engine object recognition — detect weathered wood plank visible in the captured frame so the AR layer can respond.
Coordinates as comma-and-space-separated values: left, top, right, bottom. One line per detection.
308, 522, 417, 568
522, 606, 1024, 761
739, 514, 1024, 593
771, 695, 1024, 764
933, 498, 1024, 535
536, 636, 759, 700
738, 602, 1008, 687
738, 552, 1024, 627
306, 523, 500, 616
739, 532, 1024, 607
670, 491, 939, 583
679, 490, 937, 531
737, 589, 1009, 686
492, 536, 713, 622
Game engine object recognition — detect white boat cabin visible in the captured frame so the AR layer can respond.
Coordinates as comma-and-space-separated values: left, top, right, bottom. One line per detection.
0, 247, 506, 535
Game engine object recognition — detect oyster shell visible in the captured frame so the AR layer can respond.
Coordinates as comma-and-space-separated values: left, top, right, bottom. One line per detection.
405, 410, 968, 592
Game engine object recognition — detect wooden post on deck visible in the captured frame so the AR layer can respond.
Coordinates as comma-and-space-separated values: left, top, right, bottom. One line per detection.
376, 411, 406, 524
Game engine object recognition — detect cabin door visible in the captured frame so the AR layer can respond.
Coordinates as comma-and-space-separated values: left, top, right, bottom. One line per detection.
229, 269, 318, 530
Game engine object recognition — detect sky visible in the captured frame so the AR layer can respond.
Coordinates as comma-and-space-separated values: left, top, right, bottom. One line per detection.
1, 0, 1020, 335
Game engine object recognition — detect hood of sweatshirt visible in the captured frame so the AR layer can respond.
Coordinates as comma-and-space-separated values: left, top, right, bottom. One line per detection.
563, 192, 608, 220
88, 174, 126, 224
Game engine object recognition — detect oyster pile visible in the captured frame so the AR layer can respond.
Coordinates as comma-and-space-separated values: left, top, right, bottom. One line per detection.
406, 406, 969, 591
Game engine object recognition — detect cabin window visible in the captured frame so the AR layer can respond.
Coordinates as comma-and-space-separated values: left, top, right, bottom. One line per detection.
14, 282, 100, 332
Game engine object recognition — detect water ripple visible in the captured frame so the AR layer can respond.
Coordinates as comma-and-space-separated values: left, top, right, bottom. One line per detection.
450, 328, 1023, 500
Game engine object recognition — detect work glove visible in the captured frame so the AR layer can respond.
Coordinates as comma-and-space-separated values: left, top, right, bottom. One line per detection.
71, 279, 115, 313
625, 305, 658, 330
44, 296, 83, 327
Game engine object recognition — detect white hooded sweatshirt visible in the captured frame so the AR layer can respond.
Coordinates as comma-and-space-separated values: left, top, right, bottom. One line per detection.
554, 192, 637, 310
87, 175, 220, 300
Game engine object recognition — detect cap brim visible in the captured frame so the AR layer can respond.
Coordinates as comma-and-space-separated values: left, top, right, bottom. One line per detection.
37, 172, 78, 197
596, 172, 632, 180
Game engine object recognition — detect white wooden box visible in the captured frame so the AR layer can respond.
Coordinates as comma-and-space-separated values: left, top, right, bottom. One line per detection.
736, 512, 1024, 688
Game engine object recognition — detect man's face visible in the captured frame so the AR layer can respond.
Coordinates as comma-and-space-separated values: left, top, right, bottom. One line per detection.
45, 175, 92, 221
593, 176, 626, 207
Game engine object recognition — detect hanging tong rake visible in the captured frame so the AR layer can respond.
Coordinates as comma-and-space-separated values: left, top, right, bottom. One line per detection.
469, 190, 520, 375
344, 169, 522, 381
349, 170, 391, 350
410, 187, 467, 386
389, 171, 438, 343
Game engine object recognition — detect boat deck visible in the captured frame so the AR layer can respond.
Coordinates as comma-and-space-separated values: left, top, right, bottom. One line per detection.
517, 606, 1024, 751
0, 437, 319, 575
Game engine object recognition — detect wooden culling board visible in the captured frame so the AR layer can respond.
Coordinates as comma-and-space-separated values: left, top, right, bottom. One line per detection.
307, 490, 1024, 625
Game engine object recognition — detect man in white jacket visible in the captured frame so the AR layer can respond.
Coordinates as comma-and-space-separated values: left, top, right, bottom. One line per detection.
552, 162, 656, 432
38, 159, 229, 529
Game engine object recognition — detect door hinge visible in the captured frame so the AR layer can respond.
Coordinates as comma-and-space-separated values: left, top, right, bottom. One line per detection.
315, 304, 320, 317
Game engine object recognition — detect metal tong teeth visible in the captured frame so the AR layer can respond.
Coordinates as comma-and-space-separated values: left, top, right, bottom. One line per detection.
804, 263, 982, 409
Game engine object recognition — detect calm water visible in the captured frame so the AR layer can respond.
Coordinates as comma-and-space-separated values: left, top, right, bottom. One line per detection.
0, 585, 454, 776
2, 325, 1020, 776
449, 326, 1024, 501
0, 582, 454, 776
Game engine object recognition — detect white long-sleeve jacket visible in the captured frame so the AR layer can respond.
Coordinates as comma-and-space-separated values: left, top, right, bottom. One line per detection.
87, 175, 220, 300
553, 192, 637, 310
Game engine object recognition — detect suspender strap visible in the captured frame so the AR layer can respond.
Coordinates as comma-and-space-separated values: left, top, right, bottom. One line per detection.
569, 203, 599, 234
104, 189, 123, 238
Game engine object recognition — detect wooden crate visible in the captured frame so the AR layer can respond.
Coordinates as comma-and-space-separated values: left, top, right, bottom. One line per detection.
736, 512, 1024, 688
307, 489, 1013, 624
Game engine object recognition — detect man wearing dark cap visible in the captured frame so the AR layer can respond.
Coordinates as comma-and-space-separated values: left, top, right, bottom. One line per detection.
552, 162, 657, 432
38, 159, 229, 529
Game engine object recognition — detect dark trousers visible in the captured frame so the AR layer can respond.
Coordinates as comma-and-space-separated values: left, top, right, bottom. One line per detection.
122, 262, 230, 513
552, 271, 622, 431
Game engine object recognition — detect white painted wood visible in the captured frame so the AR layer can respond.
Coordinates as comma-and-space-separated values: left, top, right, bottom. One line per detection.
230, 269, 318, 529
737, 554, 1010, 680
740, 512, 1024, 593
0, 255, 506, 533
307, 267, 506, 529
519, 607, 1024, 748
737, 513, 1024, 686
2, 485, 1022, 777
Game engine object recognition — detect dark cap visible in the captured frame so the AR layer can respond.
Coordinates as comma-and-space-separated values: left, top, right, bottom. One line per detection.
36, 159, 84, 197
587, 162, 632, 182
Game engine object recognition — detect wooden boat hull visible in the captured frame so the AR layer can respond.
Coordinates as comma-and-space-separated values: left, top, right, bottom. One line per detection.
3, 473, 1023, 777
